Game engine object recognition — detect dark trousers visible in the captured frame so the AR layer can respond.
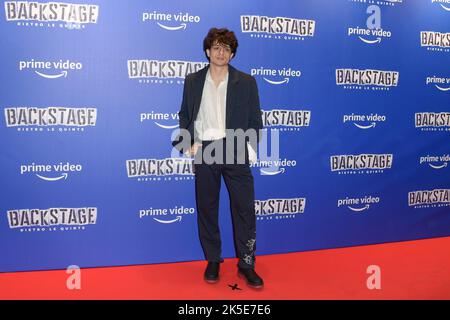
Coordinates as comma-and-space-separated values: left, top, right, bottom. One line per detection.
194, 139, 257, 269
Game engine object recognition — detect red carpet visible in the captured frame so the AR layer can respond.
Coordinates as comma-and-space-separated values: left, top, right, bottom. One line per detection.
1, 236, 450, 300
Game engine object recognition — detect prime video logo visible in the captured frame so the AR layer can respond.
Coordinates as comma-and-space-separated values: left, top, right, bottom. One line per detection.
250, 158, 297, 176
426, 75, 450, 91
343, 113, 387, 129
142, 10, 200, 31
337, 195, 380, 212
419, 154, 450, 170
431, 0, 450, 12
140, 111, 179, 129
139, 205, 195, 224
347, 5, 392, 45
250, 67, 301, 85
19, 59, 82, 79
20, 162, 82, 181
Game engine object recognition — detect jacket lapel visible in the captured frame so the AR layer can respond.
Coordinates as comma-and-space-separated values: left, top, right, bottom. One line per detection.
226, 65, 239, 129
191, 66, 208, 122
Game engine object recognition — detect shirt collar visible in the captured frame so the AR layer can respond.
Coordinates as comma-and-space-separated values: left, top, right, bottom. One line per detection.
206, 68, 229, 85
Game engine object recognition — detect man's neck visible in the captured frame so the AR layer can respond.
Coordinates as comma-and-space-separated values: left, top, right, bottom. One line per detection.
209, 64, 229, 84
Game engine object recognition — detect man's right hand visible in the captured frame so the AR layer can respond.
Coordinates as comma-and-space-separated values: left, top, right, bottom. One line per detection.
188, 142, 202, 157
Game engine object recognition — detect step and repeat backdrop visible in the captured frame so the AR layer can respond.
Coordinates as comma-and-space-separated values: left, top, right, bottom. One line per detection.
0, 0, 449, 272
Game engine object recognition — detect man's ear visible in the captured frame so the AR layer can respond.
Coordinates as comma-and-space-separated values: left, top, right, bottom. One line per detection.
230, 53, 234, 59
206, 49, 210, 58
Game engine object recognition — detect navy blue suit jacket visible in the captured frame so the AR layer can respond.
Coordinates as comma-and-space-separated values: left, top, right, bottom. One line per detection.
172, 64, 263, 152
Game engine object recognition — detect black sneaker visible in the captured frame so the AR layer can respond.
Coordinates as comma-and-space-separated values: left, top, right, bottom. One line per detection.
204, 262, 220, 283
238, 268, 264, 289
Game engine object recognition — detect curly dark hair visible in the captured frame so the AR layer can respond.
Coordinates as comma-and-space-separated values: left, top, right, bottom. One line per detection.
203, 27, 238, 61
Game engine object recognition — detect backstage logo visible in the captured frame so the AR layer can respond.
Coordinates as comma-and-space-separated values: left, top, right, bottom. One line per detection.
426, 75, 450, 92
343, 113, 386, 129
20, 162, 83, 181
408, 189, 450, 209
7, 207, 97, 233
127, 59, 208, 85
348, 0, 403, 7
140, 110, 179, 129
261, 109, 311, 132
255, 197, 306, 221
141, 10, 200, 31
336, 68, 399, 91
415, 112, 450, 132
4, 107, 97, 133
347, 5, 392, 45
431, 0, 450, 11
419, 154, 450, 170
420, 31, 450, 53
250, 67, 301, 85
250, 158, 297, 176
240, 15, 315, 41
19, 59, 82, 79
139, 205, 195, 224
330, 154, 393, 174
4, 1, 99, 30
337, 195, 380, 213
126, 157, 194, 182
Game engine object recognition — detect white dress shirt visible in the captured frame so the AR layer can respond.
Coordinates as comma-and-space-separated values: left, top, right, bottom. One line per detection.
194, 69, 228, 141
192, 68, 257, 164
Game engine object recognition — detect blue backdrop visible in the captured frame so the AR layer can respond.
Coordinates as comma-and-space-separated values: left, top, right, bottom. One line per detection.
1, 0, 449, 272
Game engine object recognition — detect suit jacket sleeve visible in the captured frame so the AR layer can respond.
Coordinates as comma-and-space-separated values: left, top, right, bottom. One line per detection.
171, 76, 193, 151
248, 77, 263, 144
178, 75, 191, 130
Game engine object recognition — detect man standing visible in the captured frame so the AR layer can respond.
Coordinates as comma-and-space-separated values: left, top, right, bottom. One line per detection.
173, 28, 264, 289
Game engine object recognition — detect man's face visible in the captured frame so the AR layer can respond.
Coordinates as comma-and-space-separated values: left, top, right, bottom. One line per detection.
206, 41, 234, 67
